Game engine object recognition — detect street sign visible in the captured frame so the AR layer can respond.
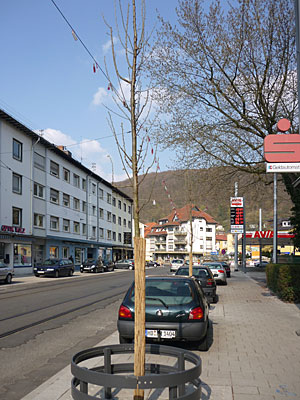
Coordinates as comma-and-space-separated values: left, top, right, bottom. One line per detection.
230, 197, 244, 234
264, 134, 300, 163
230, 197, 243, 207
266, 163, 300, 173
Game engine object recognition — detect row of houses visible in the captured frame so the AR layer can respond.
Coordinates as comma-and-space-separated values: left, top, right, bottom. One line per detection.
0, 109, 134, 275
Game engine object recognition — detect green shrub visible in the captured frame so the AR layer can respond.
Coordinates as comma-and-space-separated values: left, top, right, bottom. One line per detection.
266, 264, 300, 303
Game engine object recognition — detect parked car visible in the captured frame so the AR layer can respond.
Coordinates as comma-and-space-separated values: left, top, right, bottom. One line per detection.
202, 262, 227, 285
114, 259, 134, 270
34, 259, 74, 278
254, 261, 269, 268
146, 260, 160, 268
80, 258, 106, 273
102, 260, 115, 272
219, 261, 231, 278
170, 259, 185, 272
0, 261, 14, 284
175, 265, 217, 303
117, 275, 210, 350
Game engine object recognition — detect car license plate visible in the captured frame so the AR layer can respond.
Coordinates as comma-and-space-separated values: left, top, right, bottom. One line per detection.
39, 271, 45, 274
145, 329, 158, 338
160, 330, 176, 338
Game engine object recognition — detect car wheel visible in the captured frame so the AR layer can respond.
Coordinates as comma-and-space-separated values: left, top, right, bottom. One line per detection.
55, 270, 59, 278
34, 273, 40, 277
5, 274, 12, 284
197, 334, 208, 351
69, 269, 74, 276
119, 334, 133, 344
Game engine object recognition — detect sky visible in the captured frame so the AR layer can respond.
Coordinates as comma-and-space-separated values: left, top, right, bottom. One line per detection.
0, 0, 180, 182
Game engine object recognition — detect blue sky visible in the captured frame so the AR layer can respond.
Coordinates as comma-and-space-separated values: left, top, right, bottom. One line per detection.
0, 0, 180, 182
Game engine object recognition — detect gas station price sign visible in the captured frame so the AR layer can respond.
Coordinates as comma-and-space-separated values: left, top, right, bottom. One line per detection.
230, 197, 244, 233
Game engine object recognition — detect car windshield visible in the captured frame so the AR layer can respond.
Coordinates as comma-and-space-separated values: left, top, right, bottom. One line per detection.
203, 263, 221, 268
172, 260, 183, 264
177, 268, 208, 278
84, 259, 96, 263
130, 279, 194, 306
43, 259, 57, 266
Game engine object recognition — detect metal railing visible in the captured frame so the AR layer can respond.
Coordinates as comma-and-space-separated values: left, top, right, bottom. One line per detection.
71, 343, 202, 399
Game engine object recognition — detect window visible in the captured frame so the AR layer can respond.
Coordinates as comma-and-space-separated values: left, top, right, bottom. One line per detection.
34, 213, 44, 228
128, 220, 131, 228
92, 226, 96, 237
107, 193, 111, 204
12, 207, 22, 226
49, 246, 58, 258
63, 193, 70, 207
12, 173, 22, 194
34, 183, 45, 199
92, 205, 96, 216
118, 217, 121, 225
73, 221, 80, 234
123, 218, 126, 227
92, 183, 96, 194
13, 139, 22, 161
112, 197, 116, 206
128, 205, 131, 214
118, 200, 121, 209
82, 201, 86, 212
50, 216, 59, 230
118, 233, 122, 242
73, 174, 80, 188
107, 230, 111, 240
62, 247, 69, 259
99, 228, 104, 238
34, 152, 45, 170
73, 197, 80, 210
50, 188, 59, 204
113, 232, 116, 241
82, 223, 86, 235
206, 227, 212, 232
99, 188, 103, 199
50, 160, 59, 177
107, 211, 112, 222
63, 219, 70, 232
63, 168, 70, 182
82, 178, 86, 190
99, 208, 104, 219
124, 203, 127, 212
112, 214, 116, 224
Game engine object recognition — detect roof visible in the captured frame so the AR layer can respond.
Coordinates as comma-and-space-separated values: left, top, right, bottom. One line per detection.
159, 204, 217, 224
0, 108, 132, 202
144, 222, 157, 238
216, 234, 227, 241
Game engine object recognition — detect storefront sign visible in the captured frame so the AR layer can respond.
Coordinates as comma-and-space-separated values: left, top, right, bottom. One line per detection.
1, 225, 25, 234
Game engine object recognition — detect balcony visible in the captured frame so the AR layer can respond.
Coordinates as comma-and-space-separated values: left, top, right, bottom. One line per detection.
174, 239, 187, 245
174, 230, 187, 236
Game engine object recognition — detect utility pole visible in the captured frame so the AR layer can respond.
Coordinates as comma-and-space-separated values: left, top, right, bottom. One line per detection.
259, 208, 262, 265
273, 173, 278, 263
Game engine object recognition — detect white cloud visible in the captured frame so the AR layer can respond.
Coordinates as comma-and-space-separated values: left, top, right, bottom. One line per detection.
92, 87, 108, 105
39, 128, 76, 146
102, 36, 118, 54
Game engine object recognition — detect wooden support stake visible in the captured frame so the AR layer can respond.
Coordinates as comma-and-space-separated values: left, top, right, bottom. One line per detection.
133, 237, 146, 399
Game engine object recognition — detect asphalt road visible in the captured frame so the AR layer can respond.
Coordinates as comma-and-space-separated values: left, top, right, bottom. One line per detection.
0, 266, 169, 400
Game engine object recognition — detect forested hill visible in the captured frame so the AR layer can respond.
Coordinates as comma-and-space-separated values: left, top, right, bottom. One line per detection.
115, 168, 292, 231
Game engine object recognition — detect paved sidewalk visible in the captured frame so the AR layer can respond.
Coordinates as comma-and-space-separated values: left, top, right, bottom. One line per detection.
22, 271, 300, 399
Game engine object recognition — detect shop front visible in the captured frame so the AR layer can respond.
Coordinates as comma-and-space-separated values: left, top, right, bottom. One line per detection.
0, 232, 34, 275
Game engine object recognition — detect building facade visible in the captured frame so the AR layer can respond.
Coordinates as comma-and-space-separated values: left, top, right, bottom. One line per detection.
0, 109, 133, 275
145, 204, 217, 263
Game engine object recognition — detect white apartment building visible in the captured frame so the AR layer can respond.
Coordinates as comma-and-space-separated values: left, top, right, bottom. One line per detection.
146, 204, 217, 263
0, 109, 133, 275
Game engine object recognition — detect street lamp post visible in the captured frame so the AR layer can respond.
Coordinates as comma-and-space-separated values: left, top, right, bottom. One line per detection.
107, 155, 114, 185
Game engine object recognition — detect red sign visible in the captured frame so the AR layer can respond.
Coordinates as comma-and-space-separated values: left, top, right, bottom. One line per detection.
264, 134, 300, 163
1, 225, 25, 234
245, 231, 295, 239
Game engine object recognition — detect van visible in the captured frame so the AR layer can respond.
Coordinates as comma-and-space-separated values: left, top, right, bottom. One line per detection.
0, 261, 14, 284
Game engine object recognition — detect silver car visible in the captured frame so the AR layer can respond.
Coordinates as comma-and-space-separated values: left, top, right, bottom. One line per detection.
202, 262, 227, 285
170, 259, 185, 272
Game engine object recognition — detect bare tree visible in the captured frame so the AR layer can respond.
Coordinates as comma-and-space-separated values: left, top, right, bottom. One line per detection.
104, 1, 157, 397
147, 0, 300, 244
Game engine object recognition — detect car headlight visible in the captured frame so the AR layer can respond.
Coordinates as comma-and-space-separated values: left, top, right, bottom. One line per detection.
33, 267, 37, 270
91, 265, 96, 269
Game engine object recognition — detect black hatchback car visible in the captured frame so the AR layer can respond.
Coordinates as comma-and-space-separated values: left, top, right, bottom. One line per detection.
117, 275, 210, 350
175, 266, 217, 303
80, 258, 114, 273
34, 259, 74, 278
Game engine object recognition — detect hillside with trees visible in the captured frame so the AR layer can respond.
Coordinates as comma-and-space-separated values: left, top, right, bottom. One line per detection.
116, 168, 292, 231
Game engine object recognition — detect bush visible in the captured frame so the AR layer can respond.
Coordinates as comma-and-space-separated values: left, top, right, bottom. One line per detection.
266, 264, 300, 303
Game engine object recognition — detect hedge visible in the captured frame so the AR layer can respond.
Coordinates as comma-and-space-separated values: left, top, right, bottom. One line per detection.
266, 264, 300, 303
